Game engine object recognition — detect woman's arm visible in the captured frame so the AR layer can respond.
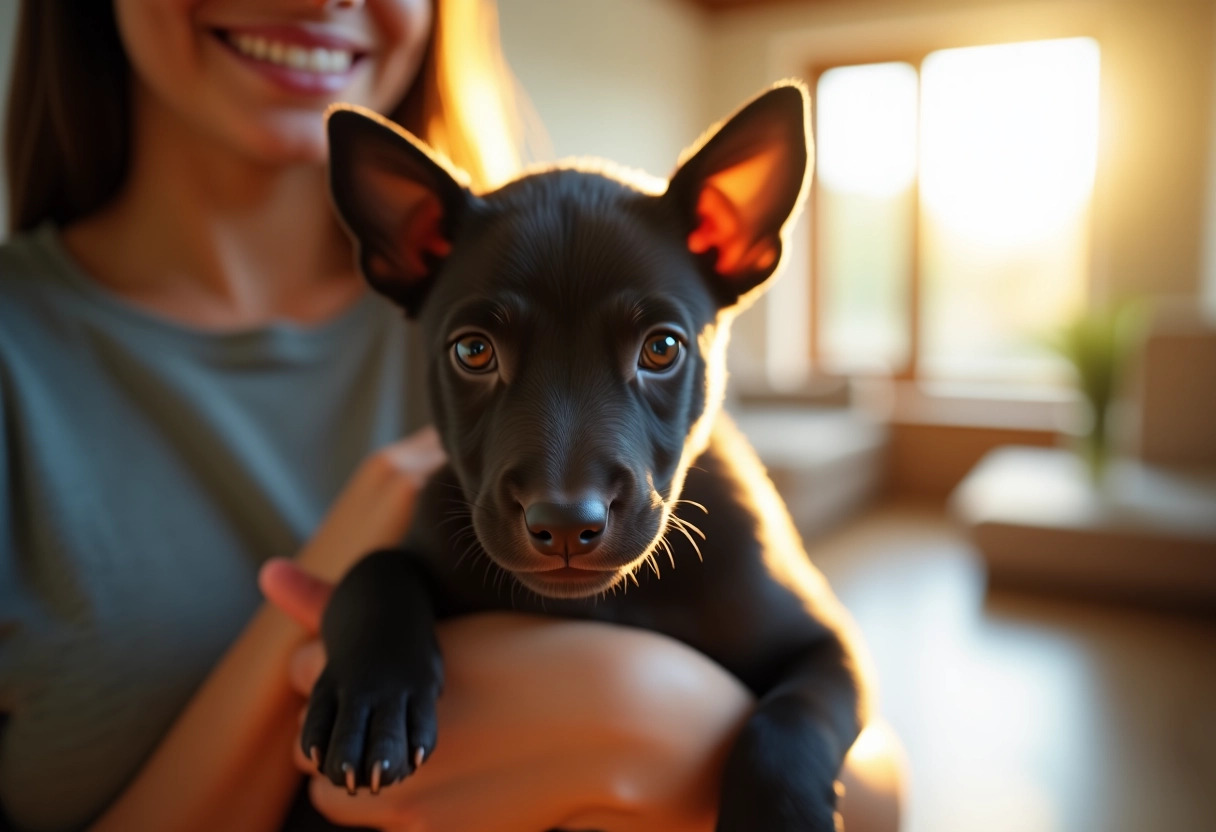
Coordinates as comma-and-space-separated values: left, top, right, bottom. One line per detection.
87, 429, 446, 832
265, 564, 755, 832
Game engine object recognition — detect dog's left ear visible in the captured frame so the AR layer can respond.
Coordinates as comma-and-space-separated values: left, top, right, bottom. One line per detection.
327, 104, 470, 317
664, 83, 810, 306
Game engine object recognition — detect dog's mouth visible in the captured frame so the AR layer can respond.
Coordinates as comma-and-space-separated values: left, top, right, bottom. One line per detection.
469, 502, 669, 600
513, 564, 626, 599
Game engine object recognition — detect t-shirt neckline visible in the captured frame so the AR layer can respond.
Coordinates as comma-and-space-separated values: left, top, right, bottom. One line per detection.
32, 222, 387, 360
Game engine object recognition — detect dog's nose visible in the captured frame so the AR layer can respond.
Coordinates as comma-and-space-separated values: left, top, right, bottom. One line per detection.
524, 500, 607, 557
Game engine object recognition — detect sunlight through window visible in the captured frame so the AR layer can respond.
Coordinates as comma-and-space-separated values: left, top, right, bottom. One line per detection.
813, 38, 1101, 383
816, 62, 919, 373
920, 38, 1100, 246
920, 38, 1100, 380
818, 63, 919, 198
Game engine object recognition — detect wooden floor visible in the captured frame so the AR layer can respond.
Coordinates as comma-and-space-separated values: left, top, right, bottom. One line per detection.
808, 502, 1216, 832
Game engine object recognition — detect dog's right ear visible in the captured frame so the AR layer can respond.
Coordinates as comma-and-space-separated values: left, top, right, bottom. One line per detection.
327, 105, 470, 317
664, 83, 810, 308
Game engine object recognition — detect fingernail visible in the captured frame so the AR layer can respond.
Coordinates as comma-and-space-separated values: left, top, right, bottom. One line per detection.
342, 762, 356, 795
309, 746, 322, 769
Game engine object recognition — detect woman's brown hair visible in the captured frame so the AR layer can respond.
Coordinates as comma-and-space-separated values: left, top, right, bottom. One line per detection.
4, 0, 527, 233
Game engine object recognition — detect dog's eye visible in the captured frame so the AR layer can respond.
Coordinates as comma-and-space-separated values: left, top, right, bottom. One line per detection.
453, 334, 496, 373
639, 333, 682, 371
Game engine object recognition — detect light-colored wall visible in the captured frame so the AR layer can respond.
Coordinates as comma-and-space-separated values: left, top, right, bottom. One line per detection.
497, 0, 710, 177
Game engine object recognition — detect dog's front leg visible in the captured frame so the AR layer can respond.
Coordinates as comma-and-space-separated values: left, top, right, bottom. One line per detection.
301, 549, 443, 793
716, 635, 863, 832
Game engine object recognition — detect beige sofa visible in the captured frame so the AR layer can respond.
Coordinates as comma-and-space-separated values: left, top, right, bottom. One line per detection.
951, 309, 1216, 609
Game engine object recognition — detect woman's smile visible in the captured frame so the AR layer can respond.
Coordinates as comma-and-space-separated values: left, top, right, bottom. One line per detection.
213, 25, 369, 95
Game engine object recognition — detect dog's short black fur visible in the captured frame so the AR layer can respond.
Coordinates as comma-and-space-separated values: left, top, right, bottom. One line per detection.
305, 84, 868, 831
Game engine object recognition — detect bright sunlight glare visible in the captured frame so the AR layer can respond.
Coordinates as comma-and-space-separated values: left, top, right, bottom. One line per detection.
817, 62, 919, 198
920, 38, 1101, 247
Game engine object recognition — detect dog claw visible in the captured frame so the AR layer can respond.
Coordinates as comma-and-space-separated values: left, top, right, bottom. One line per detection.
372, 759, 392, 794
309, 746, 322, 770
342, 762, 356, 795
413, 746, 426, 769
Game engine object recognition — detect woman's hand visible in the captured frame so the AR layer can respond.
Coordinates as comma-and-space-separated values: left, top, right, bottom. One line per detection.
294, 426, 446, 583
260, 561, 753, 832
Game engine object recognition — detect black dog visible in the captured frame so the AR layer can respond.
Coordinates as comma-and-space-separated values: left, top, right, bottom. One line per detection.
305, 83, 868, 831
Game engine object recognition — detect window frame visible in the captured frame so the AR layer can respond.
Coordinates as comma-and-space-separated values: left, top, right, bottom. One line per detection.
804, 32, 1102, 390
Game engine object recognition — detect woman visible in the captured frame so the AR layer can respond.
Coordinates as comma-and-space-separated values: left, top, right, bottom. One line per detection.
0, 1, 753, 830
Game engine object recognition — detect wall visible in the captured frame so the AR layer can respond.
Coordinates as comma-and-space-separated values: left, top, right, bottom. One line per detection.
497, 0, 710, 177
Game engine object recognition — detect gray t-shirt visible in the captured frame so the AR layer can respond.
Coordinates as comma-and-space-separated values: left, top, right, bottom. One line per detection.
0, 225, 427, 832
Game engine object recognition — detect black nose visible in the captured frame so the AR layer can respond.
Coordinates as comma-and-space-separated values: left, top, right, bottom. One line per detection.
524, 500, 608, 557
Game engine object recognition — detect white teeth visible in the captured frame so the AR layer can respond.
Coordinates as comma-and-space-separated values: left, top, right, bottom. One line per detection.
227, 32, 355, 74
285, 45, 308, 69
328, 50, 352, 72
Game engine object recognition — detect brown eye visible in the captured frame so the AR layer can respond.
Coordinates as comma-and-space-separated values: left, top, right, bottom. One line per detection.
639, 332, 682, 371
453, 334, 496, 373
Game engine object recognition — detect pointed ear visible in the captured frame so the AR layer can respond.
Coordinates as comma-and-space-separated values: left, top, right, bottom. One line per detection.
664, 83, 810, 306
326, 105, 470, 317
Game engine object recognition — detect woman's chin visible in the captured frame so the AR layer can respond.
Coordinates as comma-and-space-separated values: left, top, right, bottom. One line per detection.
231, 115, 332, 166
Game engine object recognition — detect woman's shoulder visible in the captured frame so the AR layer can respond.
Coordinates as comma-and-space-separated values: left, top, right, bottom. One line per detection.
1, 224, 62, 281
0, 225, 79, 322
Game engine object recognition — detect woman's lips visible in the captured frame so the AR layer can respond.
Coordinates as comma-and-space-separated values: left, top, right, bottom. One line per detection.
212, 27, 367, 96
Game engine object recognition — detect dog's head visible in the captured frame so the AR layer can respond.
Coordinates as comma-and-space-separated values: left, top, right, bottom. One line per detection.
327, 84, 810, 598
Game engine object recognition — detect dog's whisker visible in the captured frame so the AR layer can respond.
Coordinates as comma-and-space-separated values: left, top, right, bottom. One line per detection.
657, 536, 676, 570
436, 513, 473, 529
670, 514, 707, 540
668, 517, 704, 561
453, 537, 482, 570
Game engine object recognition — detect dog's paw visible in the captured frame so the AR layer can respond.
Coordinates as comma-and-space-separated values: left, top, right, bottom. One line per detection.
716, 712, 842, 832
716, 781, 838, 832
301, 662, 441, 793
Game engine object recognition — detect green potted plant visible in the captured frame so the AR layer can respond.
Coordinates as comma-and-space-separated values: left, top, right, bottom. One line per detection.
1047, 302, 1146, 484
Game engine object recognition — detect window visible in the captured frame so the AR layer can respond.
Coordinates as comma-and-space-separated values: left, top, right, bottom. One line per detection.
812, 37, 1101, 386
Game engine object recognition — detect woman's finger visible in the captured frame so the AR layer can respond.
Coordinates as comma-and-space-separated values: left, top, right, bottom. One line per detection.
379, 424, 446, 480
259, 558, 334, 633
309, 774, 406, 830
295, 425, 448, 582
289, 640, 328, 695
293, 712, 315, 772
